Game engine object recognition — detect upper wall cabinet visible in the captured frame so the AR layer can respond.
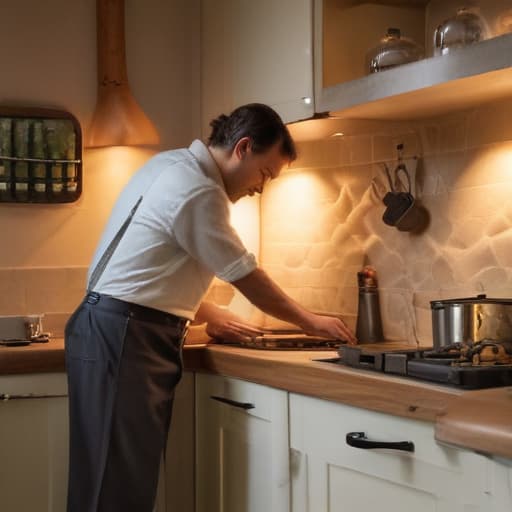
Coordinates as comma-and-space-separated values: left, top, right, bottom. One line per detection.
316, 0, 512, 120
200, 0, 315, 134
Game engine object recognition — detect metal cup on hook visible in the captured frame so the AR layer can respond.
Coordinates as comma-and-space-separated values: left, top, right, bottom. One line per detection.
381, 144, 429, 233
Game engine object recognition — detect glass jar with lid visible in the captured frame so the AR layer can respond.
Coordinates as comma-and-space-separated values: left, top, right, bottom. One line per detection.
365, 28, 424, 74
433, 6, 488, 56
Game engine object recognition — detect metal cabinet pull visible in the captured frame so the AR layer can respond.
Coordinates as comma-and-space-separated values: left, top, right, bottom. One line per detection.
346, 431, 415, 452
1, 393, 67, 401
210, 395, 255, 410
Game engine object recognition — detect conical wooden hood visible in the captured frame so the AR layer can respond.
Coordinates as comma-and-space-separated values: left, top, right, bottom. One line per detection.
87, 0, 160, 147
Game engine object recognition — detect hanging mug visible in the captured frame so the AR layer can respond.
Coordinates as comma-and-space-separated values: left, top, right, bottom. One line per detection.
381, 162, 429, 233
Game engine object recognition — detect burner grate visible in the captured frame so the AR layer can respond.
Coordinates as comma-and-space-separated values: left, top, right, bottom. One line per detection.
332, 344, 512, 389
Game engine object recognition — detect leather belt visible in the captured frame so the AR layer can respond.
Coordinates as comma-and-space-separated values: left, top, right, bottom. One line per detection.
85, 292, 189, 335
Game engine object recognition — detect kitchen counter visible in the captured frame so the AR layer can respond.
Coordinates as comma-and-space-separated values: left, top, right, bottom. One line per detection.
1, 335, 511, 459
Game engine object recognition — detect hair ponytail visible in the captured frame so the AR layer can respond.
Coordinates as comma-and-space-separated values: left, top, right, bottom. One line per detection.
209, 114, 229, 144
207, 104, 296, 161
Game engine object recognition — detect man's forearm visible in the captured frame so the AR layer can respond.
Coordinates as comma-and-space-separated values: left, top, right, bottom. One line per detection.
231, 268, 314, 330
194, 301, 222, 324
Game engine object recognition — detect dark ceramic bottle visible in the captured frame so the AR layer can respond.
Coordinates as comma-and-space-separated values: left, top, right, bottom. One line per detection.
355, 266, 384, 343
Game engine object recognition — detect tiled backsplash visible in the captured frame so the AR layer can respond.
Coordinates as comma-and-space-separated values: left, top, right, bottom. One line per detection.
261, 97, 512, 345
2, 97, 512, 344
0, 267, 87, 336
0, 264, 232, 337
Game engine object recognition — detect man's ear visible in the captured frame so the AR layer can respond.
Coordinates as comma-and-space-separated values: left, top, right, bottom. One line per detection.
233, 137, 251, 160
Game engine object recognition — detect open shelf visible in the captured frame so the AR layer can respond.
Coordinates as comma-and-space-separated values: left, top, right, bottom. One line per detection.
318, 31, 512, 120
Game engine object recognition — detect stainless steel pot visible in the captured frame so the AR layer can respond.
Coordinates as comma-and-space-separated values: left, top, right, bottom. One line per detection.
430, 295, 512, 350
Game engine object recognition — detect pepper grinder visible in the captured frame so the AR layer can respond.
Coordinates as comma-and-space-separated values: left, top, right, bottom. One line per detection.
355, 266, 384, 343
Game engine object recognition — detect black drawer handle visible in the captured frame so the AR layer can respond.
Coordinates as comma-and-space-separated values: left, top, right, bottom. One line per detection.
210, 395, 255, 410
346, 431, 414, 452
1, 393, 67, 401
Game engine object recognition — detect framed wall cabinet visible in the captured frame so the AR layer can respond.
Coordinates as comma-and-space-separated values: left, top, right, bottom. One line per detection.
0, 107, 82, 204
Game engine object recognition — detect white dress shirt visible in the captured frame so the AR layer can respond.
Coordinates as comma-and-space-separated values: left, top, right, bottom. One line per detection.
88, 140, 257, 320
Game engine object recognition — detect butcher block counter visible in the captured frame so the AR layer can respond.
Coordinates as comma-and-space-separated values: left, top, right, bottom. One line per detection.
1, 335, 511, 460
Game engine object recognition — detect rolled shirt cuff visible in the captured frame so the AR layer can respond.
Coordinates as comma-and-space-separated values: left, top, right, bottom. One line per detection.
216, 252, 257, 282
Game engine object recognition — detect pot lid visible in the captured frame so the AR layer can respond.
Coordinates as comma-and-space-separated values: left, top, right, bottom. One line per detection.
431, 294, 512, 308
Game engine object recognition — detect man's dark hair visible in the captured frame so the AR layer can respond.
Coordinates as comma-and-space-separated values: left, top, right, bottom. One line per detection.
207, 103, 296, 161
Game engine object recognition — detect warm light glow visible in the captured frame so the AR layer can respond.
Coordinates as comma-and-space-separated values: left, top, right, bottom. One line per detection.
85, 146, 156, 206
446, 141, 512, 223
458, 141, 512, 185
230, 195, 260, 256
263, 172, 325, 244
331, 132, 345, 137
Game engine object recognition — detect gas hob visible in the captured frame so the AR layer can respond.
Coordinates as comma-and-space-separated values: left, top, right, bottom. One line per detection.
322, 344, 512, 389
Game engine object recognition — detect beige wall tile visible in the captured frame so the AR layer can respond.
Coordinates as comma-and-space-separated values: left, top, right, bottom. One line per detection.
0, 269, 26, 314
416, 123, 441, 156
260, 100, 512, 343
349, 135, 373, 165
467, 101, 506, 148
439, 115, 468, 153
372, 134, 394, 162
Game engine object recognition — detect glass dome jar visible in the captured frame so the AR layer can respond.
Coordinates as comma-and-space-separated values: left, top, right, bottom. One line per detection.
433, 6, 488, 56
366, 28, 424, 74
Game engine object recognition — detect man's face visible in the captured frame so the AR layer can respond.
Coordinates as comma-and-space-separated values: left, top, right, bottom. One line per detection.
224, 139, 289, 202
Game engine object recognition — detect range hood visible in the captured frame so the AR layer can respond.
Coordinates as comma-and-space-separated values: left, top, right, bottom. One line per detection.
87, 0, 160, 148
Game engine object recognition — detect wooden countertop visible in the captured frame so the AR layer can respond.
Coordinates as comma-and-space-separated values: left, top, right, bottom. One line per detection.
1, 336, 511, 459
435, 387, 512, 460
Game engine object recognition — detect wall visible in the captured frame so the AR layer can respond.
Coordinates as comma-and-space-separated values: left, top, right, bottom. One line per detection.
260, 96, 512, 345
0, 0, 200, 331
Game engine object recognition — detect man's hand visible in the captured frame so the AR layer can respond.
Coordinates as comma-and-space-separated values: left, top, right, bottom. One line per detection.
206, 318, 264, 344
195, 301, 264, 344
304, 313, 357, 345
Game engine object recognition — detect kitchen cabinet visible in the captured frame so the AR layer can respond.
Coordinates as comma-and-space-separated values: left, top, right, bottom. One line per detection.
289, 392, 492, 511
195, 373, 290, 512
489, 458, 512, 512
159, 371, 195, 512
315, 0, 512, 120
202, 0, 512, 127
200, 0, 314, 134
0, 372, 68, 512
0, 370, 194, 512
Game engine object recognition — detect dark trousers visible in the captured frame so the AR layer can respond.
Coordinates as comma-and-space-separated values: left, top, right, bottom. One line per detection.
65, 293, 188, 512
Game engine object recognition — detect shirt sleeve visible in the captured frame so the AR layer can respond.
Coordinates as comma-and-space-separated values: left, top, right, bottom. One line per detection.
172, 187, 257, 282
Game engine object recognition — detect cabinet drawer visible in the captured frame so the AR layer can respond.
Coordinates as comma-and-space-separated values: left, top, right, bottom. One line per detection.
0, 372, 68, 397
290, 393, 490, 511
197, 372, 283, 422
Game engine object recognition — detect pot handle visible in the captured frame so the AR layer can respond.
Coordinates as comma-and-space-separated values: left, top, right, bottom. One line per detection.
433, 25, 443, 56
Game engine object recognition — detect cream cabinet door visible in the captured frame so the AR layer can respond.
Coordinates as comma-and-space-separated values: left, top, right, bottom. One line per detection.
290, 393, 491, 512
156, 371, 195, 512
488, 458, 512, 512
0, 373, 68, 512
200, 0, 314, 135
196, 373, 290, 512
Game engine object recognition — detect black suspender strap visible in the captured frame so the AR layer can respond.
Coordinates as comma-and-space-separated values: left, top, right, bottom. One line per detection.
87, 195, 143, 292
